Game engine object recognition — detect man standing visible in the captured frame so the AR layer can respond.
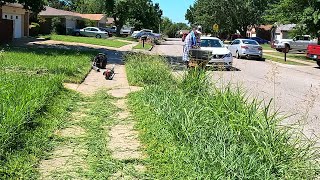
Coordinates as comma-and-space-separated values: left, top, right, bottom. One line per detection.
182, 29, 201, 63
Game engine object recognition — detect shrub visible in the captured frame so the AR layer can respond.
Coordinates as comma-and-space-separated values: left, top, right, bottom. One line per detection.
29, 22, 40, 37
51, 17, 66, 35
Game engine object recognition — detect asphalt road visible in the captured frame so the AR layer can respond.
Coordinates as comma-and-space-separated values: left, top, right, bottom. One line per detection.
152, 38, 320, 141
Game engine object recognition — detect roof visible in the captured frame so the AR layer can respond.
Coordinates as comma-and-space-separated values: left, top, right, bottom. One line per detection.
3, 3, 24, 8
39, 6, 81, 18
277, 24, 296, 32
259, 25, 273, 31
80, 14, 104, 21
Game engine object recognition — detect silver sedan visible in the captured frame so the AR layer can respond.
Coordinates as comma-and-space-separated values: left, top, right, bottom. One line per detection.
79, 27, 109, 38
228, 39, 263, 60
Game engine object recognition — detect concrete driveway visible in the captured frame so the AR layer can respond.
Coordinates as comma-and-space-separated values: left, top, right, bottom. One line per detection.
152, 38, 320, 141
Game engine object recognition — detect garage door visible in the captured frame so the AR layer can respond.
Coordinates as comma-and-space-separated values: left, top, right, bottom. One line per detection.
2, 14, 22, 38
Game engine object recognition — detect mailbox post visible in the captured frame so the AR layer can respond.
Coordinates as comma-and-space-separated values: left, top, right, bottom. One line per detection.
141, 35, 147, 48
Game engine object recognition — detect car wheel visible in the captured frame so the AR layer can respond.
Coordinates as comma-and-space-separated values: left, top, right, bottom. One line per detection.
317, 61, 320, 67
75, 32, 80, 36
96, 34, 102, 38
236, 51, 241, 59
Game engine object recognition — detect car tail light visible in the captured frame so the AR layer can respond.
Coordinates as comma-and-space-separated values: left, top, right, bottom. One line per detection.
258, 47, 262, 50
241, 46, 248, 49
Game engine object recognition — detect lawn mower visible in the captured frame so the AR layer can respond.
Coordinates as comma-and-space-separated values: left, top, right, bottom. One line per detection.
103, 65, 115, 80
92, 53, 108, 72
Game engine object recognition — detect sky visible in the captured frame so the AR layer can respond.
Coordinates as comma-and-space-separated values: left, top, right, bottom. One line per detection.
153, 0, 195, 24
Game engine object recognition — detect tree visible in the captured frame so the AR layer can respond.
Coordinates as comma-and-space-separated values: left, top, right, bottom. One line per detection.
265, 0, 320, 40
185, 0, 276, 36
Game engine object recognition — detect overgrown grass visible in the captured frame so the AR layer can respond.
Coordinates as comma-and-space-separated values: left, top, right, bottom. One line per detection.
264, 54, 307, 66
125, 53, 174, 86
0, 85, 80, 179
0, 46, 95, 178
126, 54, 320, 179
133, 43, 153, 50
0, 47, 96, 83
42, 35, 129, 48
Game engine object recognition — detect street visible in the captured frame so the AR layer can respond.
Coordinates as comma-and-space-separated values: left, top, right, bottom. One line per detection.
153, 38, 320, 141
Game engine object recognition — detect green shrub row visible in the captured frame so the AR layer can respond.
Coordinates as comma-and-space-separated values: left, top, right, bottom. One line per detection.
126, 54, 320, 179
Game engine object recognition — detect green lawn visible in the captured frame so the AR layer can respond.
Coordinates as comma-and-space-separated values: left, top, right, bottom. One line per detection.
261, 44, 273, 50
1, 47, 96, 83
42, 35, 130, 48
113, 36, 138, 42
133, 43, 153, 50
264, 51, 312, 61
264, 54, 306, 65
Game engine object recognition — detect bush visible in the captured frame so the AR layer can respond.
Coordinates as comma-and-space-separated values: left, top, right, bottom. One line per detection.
125, 53, 174, 86
51, 17, 66, 35
29, 22, 40, 37
127, 56, 320, 179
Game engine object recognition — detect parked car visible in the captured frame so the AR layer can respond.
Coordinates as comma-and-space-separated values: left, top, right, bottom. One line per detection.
132, 31, 160, 39
199, 37, 233, 70
250, 37, 269, 44
76, 27, 109, 38
228, 39, 263, 60
273, 35, 317, 53
105, 26, 132, 36
307, 44, 320, 67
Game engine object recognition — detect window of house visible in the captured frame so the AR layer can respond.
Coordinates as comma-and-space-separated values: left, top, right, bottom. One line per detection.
16, 16, 18, 19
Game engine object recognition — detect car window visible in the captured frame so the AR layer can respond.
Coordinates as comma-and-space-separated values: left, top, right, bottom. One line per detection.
200, 39, 223, 48
303, 36, 310, 41
91, 28, 98, 32
232, 40, 239, 45
242, 40, 258, 45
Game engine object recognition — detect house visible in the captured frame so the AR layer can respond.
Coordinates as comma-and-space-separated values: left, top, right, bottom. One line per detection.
38, 6, 82, 34
38, 7, 113, 35
247, 25, 273, 40
272, 24, 296, 40
0, 3, 30, 40
80, 14, 107, 27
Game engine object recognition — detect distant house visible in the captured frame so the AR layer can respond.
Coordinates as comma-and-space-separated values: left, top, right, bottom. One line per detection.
38, 6, 112, 34
80, 14, 108, 27
272, 24, 296, 40
0, 3, 30, 40
247, 25, 273, 40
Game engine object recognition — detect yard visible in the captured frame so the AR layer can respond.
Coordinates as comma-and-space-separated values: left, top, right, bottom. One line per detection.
42, 35, 130, 48
133, 43, 153, 50
0, 46, 96, 178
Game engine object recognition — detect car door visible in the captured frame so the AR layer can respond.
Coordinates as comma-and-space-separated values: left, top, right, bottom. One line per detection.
229, 40, 237, 56
82, 28, 89, 36
292, 36, 302, 50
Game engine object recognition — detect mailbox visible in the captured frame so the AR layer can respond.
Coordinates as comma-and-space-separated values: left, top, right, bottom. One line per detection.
141, 35, 148, 47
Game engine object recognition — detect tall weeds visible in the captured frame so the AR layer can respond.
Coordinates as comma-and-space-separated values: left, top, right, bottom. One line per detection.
126, 54, 320, 179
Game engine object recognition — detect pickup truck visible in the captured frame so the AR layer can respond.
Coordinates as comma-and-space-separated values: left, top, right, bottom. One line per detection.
273, 35, 317, 53
307, 44, 320, 67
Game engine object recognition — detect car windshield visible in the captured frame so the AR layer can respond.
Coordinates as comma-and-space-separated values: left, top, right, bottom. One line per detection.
201, 39, 223, 47
242, 40, 258, 45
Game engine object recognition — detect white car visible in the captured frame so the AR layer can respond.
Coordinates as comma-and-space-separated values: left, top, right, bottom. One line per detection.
79, 27, 108, 38
228, 39, 263, 59
200, 37, 233, 69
